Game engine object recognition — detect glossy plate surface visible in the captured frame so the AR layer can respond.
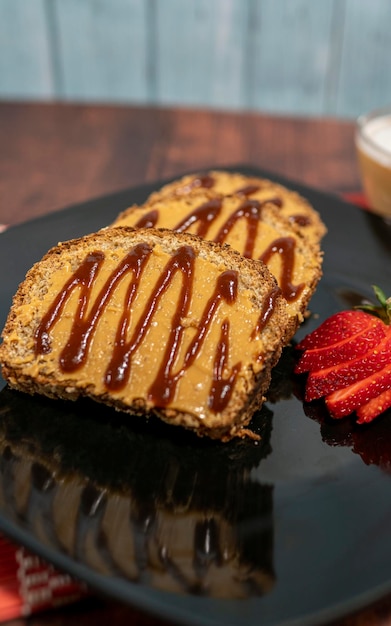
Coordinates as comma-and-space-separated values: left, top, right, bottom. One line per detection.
1, 166, 391, 626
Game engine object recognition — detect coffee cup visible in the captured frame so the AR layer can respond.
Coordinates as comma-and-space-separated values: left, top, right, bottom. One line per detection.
355, 106, 391, 220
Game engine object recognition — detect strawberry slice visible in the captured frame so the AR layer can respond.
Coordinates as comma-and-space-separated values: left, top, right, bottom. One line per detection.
295, 319, 386, 374
296, 310, 375, 351
297, 286, 391, 425
356, 388, 391, 424
326, 362, 391, 418
305, 330, 391, 401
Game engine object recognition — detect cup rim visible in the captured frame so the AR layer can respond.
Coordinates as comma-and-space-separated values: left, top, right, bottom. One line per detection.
356, 105, 391, 159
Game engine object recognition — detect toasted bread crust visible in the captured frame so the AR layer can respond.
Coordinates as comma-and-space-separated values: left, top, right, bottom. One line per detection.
0, 227, 290, 441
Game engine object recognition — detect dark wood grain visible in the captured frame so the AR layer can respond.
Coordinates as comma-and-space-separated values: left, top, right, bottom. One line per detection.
2, 102, 390, 626
0, 102, 360, 227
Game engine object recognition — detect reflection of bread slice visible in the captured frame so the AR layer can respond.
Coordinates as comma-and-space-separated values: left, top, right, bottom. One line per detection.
114, 192, 323, 335
0, 387, 275, 599
0, 227, 290, 441
147, 170, 327, 244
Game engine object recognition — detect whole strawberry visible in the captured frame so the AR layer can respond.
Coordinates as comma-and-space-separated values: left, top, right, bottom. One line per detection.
295, 286, 391, 424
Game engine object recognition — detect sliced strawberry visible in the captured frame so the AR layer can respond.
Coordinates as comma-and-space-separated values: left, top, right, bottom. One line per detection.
325, 362, 391, 418
296, 286, 391, 425
295, 319, 386, 374
305, 330, 391, 401
296, 310, 375, 351
356, 388, 391, 424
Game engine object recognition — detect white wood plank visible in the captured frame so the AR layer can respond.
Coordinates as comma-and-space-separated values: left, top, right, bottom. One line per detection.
321, 0, 346, 116
53, 0, 149, 101
246, 0, 337, 116
1, 0, 391, 119
155, 0, 250, 109
0, 0, 54, 98
337, 0, 391, 118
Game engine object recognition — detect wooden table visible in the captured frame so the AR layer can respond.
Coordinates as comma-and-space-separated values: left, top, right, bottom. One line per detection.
0, 102, 390, 626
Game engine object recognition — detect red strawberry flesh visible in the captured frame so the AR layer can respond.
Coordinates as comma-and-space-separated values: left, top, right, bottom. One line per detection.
295, 320, 386, 374
356, 388, 391, 424
326, 362, 391, 418
305, 330, 391, 401
296, 310, 377, 351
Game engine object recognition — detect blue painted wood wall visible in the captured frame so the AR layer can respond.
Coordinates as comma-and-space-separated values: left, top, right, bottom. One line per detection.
1, 0, 390, 119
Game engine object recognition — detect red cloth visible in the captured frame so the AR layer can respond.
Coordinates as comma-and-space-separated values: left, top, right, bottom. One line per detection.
0, 535, 87, 621
341, 192, 369, 208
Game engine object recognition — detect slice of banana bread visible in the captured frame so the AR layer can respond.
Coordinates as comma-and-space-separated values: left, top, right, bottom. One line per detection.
0, 227, 290, 441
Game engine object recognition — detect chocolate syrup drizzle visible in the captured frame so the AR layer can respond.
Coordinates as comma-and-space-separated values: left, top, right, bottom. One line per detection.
171, 198, 222, 238
182, 174, 215, 192
252, 286, 282, 339
260, 237, 304, 302
137, 197, 304, 302
34, 244, 252, 413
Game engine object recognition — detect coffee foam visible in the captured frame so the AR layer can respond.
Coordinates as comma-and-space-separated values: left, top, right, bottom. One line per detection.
357, 114, 391, 166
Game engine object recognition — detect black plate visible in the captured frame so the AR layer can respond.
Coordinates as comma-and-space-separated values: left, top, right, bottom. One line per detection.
1, 165, 391, 626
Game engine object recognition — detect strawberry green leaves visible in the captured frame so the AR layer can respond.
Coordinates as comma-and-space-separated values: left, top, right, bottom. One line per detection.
355, 285, 391, 325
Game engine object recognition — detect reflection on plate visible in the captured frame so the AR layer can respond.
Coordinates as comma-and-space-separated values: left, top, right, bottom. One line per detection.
1, 166, 391, 626
302, 398, 391, 473
0, 385, 277, 600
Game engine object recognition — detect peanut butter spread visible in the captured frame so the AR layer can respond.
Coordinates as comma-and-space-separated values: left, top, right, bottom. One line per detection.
114, 194, 322, 323
3, 240, 277, 423
145, 170, 327, 243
